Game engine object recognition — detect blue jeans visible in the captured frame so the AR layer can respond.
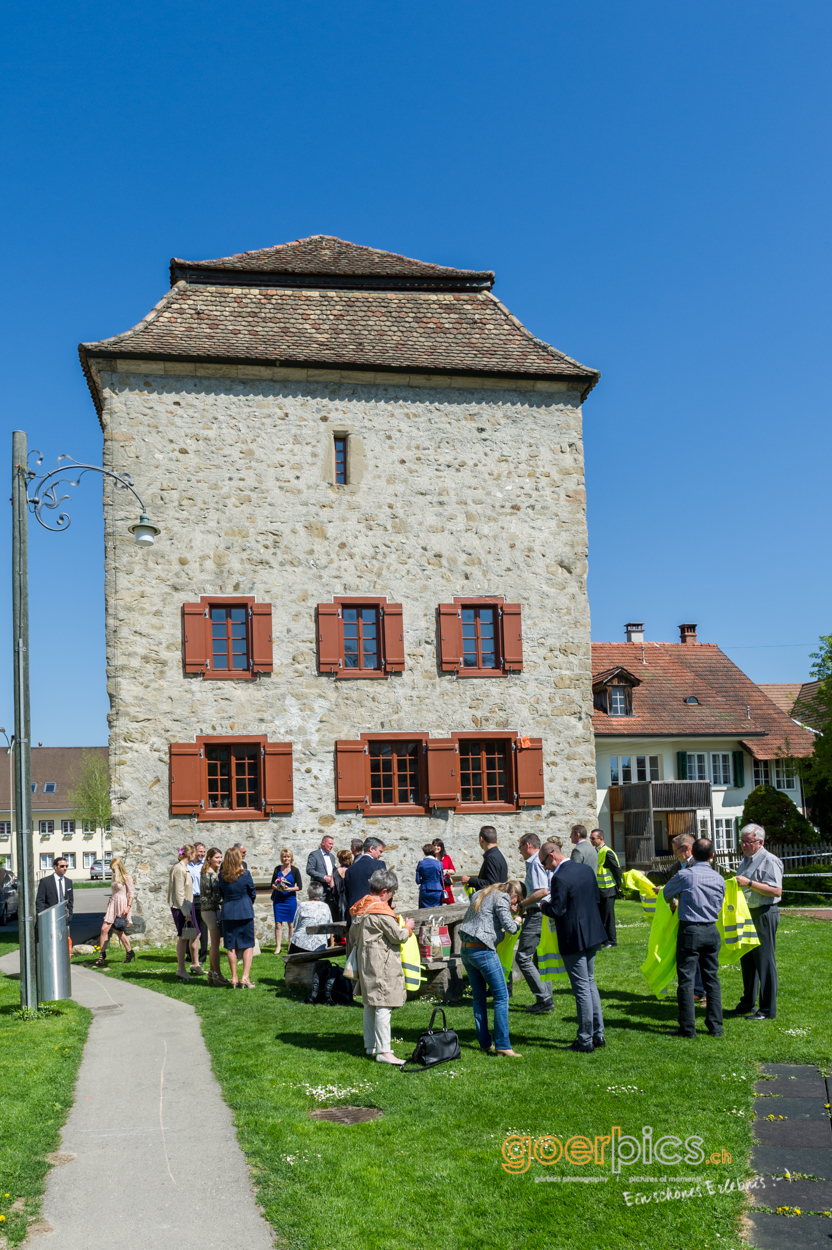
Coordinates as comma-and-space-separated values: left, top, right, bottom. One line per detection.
461, 946, 511, 1051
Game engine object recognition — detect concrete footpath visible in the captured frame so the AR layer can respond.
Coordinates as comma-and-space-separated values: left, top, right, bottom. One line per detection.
0, 951, 275, 1250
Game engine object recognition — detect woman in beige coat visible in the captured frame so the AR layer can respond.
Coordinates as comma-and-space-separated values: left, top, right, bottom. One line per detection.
167, 844, 203, 981
350, 868, 415, 1065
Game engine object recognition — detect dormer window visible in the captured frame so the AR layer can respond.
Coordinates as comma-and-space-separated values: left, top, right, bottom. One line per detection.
685, 696, 700, 705
592, 666, 639, 717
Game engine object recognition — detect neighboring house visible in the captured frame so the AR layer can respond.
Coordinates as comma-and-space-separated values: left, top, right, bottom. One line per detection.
760, 681, 823, 732
593, 623, 816, 864
78, 234, 601, 941
0, 746, 111, 880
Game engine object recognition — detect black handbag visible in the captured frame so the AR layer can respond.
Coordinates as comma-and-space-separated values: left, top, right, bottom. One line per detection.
112, 916, 127, 932
401, 1007, 460, 1072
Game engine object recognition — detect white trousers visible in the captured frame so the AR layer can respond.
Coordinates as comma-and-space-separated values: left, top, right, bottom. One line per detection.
363, 1004, 392, 1054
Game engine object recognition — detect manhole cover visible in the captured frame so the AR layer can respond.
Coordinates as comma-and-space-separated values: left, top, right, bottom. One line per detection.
309, 1106, 383, 1125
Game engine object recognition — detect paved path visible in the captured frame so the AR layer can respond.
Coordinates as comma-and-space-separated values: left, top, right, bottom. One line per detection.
0, 951, 274, 1250
747, 1064, 832, 1249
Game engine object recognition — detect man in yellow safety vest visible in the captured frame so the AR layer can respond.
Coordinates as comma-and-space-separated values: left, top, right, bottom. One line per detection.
589, 829, 622, 948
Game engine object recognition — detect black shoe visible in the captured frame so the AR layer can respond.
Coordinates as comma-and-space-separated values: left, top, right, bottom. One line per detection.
670, 1029, 696, 1038
592, 1035, 606, 1048
568, 1041, 594, 1053
746, 1011, 769, 1020
125, 950, 135, 964
526, 1003, 554, 1014
93, 957, 107, 967
708, 1030, 724, 1037
730, 1002, 753, 1015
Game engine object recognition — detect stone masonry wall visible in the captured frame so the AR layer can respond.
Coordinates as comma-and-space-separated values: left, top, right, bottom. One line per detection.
96, 363, 597, 943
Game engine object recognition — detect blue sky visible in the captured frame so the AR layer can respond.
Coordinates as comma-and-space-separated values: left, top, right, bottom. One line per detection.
1, 1, 829, 746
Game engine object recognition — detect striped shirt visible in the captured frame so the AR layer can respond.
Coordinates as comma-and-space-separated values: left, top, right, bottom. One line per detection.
662, 860, 725, 923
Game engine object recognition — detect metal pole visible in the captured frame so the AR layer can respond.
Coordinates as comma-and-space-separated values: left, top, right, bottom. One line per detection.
12, 431, 36, 1009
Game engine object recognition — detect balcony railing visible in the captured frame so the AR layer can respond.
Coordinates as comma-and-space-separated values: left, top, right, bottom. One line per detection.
608, 780, 711, 813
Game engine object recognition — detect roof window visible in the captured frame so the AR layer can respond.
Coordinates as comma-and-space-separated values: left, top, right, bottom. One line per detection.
685, 696, 700, 705
43, 782, 57, 794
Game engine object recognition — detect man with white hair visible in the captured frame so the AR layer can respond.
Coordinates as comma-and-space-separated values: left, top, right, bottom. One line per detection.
732, 823, 783, 1020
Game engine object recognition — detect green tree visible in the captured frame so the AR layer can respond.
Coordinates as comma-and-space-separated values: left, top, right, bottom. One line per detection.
787, 633, 832, 836
68, 752, 111, 832
740, 784, 819, 845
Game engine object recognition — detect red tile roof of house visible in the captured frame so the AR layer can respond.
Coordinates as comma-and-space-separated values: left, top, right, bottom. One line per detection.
0, 746, 108, 813
170, 234, 494, 282
758, 683, 803, 716
79, 237, 600, 414
591, 642, 815, 758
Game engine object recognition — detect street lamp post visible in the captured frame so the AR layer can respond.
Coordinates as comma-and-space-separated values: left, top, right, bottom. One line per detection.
11, 431, 160, 1009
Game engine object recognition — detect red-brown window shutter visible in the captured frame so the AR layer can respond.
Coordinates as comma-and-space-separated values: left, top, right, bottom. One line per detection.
170, 743, 202, 814
438, 604, 463, 671
381, 603, 405, 673
425, 738, 460, 807
317, 603, 343, 672
334, 740, 367, 809
182, 603, 208, 673
515, 738, 544, 806
263, 742, 293, 813
501, 603, 524, 672
251, 603, 274, 673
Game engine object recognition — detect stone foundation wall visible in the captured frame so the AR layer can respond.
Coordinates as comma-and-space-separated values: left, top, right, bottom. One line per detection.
96, 364, 597, 943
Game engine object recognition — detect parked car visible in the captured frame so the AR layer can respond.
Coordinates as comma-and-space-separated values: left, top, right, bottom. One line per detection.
0, 869, 19, 926
89, 860, 112, 881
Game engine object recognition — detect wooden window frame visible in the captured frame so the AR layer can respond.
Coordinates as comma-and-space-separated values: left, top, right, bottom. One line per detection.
334, 435, 348, 485
170, 735, 294, 821
362, 732, 430, 816
452, 732, 518, 813
317, 596, 405, 679
183, 596, 273, 680
606, 684, 633, 716
438, 596, 524, 677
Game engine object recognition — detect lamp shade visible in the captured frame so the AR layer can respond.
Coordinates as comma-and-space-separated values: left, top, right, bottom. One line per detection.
128, 512, 161, 546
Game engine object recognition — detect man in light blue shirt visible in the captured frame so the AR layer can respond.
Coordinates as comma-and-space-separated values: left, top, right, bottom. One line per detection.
663, 838, 725, 1038
514, 832, 553, 1014
189, 842, 208, 967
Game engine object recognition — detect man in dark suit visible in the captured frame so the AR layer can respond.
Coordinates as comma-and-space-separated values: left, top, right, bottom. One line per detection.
344, 837, 386, 917
36, 855, 74, 919
307, 835, 337, 917
540, 839, 607, 1052
461, 826, 507, 891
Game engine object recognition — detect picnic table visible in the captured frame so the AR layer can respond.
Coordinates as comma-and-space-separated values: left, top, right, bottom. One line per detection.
281, 901, 471, 1001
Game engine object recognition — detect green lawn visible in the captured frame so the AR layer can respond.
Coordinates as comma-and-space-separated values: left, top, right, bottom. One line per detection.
81, 904, 829, 1250
0, 938, 90, 1247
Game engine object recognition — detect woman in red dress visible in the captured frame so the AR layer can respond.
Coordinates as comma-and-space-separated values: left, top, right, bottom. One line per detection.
432, 839, 456, 905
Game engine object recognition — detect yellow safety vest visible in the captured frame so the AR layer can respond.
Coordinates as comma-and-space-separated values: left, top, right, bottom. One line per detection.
716, 879, 760, 965
596, 846, 620, 891
398, 916, 423, 992
495, 927, 521, 984
622, 869, 660, 919
536, 915, 566, 979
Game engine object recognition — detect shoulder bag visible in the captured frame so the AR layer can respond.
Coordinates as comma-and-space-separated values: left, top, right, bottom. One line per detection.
401, 1007, 460, 1072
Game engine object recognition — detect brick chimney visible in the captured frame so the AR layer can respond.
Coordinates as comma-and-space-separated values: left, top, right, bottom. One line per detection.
679, 623, 698, 645
625, 622, 645, 643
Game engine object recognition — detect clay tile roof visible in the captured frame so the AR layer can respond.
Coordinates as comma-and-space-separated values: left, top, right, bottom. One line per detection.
170, 234, 494, 283
758, 683, 803, 716
78, 236, 600, 416
0, 746, 108, 812
591, 642, 816, 757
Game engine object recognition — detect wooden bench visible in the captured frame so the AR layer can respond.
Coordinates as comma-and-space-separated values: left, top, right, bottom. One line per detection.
281, 903, 472, 1000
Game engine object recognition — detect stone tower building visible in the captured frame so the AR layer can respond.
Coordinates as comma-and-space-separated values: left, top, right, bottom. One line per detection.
79, 235, 600, 942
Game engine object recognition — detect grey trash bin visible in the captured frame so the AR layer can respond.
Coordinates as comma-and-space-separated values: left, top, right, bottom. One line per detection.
36, 900, 72, 1001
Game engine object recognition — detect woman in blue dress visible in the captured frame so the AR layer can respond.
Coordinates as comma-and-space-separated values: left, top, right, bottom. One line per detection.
215, 847, 258, 989
271, 848, 302, 952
